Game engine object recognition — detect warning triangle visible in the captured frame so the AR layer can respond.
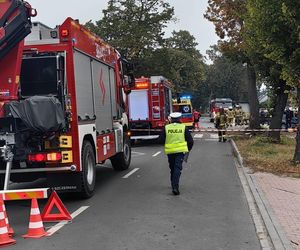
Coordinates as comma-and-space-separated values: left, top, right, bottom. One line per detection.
41, 191, 72, 222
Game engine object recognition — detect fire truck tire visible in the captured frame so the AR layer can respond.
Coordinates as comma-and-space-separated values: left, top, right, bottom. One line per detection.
0, 174, 4, 189
80, 140, 96, 198
111, 134, 131, 171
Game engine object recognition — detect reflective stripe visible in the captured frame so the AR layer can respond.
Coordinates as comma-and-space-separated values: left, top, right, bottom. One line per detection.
0, 227, 8, 234
31, 208, 40, 215
29, 221, 43, 229
0, 212, 5, 220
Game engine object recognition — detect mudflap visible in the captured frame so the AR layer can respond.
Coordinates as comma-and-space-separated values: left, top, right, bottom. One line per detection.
47, 172, 82, 193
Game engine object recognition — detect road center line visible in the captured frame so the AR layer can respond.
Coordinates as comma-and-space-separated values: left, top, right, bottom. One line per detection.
122, 168, 139, 178
152, 151, 161, 157
47, 206, 89, 236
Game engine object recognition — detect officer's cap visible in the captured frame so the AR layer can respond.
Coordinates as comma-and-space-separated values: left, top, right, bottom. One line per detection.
170, 112, 182, 119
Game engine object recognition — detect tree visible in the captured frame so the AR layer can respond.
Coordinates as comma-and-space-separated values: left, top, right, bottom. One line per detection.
204, 0, 260, 129
245, 0, 300, 160
85, 0, 174, 59
165, 30, 202, 59
134, 30, 205, 99
204, 46, 248, 106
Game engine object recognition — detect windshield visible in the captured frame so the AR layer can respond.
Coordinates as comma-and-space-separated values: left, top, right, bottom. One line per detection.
20, 56, 58, 97
215, 102, 232, 108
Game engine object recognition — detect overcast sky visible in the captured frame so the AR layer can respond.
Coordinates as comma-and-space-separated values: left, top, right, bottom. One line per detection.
29, 0, 219, 60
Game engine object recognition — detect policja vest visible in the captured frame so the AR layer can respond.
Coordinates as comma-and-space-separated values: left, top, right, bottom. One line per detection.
164, 123, 189, 154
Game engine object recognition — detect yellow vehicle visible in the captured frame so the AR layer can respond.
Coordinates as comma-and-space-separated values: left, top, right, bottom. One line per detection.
172, 97, 194, 128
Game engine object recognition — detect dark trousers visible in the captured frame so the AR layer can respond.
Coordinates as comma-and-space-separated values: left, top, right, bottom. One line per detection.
167, 153, 184, 190
286, 119, 291, 129
218, 130, 226, 141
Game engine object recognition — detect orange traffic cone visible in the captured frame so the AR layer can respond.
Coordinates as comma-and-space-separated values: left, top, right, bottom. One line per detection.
23, 198, 48, 238
0, 195, 16, 246
2, 204, 14, 236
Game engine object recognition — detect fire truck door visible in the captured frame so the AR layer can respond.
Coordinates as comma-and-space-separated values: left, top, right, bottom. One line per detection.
91, 60, 113, 132
73, 50, 95, 121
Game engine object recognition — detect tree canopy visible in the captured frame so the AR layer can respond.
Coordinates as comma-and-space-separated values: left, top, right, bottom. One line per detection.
86, 0, 174, 59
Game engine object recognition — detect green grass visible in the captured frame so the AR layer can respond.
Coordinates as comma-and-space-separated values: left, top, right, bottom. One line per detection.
235, 135, 300, 176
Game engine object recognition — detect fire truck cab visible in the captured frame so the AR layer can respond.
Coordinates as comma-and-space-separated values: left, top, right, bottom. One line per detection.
0, 2, 134, 198
128, 76, 173, 140
209, 98, 233, 122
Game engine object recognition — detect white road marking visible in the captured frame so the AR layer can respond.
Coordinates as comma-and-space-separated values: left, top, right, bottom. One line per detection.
122, 168, 140, 178
152, 151, 161, 157
47, 206, 89, 236
132, 151, 146, 156
210, 133, 219, 139
194, 134, 203, 138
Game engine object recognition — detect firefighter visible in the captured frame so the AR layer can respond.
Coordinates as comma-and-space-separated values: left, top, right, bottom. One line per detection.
234, 105, 242, 126
159, 112, 194, 195
193, 109, 201, 129
226, 106, 234, 126
215, 107, 228, 142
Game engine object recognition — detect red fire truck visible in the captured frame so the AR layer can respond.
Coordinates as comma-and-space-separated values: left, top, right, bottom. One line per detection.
209, 98, 233, 122
128, 76, 173, 140
0, 1, 134, 197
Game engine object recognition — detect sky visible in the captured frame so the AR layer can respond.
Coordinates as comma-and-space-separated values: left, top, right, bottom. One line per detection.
28, 0, 219, 61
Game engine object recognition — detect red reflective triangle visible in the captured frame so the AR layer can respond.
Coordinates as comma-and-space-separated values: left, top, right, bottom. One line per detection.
41, 191, 72, 222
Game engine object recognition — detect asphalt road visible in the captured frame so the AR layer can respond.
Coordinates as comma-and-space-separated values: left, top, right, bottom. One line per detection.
5, 117, 260, 250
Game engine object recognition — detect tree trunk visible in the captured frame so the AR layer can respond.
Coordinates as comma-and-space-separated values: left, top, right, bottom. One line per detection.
246, 65, 260, 129
268, 80, 289, 142
293, 87, 300, 163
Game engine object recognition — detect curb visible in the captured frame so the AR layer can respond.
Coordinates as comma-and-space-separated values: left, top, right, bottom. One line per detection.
230, 139, 293, 250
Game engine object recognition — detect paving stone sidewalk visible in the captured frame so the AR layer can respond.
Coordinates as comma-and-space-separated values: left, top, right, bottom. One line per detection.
254, 173, 300, 250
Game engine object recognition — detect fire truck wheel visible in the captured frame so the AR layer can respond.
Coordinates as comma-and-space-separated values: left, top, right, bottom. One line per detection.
80, 140, 96, 198
0, 174, 4, 189
111, 134, 131, 171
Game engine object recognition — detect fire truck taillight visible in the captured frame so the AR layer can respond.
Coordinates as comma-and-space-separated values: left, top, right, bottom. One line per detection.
47, 153, 62, 161
28, 152, 62, 162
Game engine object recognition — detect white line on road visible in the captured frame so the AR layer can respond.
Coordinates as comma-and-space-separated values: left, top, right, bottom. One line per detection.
194, 134, 203, 138
122, 168, 140, 178
152, 151, 161, 157
210, 134, 219, 139
132, 151, 146, 156
47, 206, 89, 236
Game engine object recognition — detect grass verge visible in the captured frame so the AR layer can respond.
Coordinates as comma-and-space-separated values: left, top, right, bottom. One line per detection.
235, 135, 300, 176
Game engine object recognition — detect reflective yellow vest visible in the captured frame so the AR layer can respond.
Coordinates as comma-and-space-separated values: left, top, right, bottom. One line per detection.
164, 123, 188, 154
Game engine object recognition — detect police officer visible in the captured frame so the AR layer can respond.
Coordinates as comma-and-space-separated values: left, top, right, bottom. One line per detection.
159, 112, 194, 195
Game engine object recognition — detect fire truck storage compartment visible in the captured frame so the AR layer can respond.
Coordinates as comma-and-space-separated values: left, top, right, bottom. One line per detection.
128, 90, 149, 121
73, 50, 117, 133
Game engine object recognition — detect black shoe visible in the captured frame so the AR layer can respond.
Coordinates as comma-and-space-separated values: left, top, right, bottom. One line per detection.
172, 189, 180, 195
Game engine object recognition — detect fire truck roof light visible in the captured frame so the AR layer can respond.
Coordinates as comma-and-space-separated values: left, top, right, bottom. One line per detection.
181, 95, 191, 100
61, 29, 69, 37
136, 82, 148, 89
